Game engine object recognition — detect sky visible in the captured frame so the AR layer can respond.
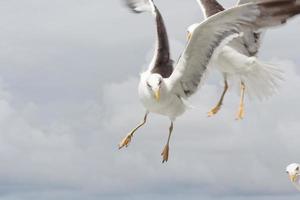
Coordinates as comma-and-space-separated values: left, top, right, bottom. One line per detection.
0, 0, 299, 199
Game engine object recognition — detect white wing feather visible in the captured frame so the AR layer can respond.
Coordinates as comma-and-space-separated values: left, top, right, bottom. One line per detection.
124, 0, 155, 14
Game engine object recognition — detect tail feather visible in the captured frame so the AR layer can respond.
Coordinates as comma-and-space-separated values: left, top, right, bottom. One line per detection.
217, 46, 284, 101
240, 58, 284, 101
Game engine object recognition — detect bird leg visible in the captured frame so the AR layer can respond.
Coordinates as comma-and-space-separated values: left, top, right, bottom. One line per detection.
118, 111, 149, 149
208, 79, 228, 117
236, 82, 245, 120
161, 122, 173, 163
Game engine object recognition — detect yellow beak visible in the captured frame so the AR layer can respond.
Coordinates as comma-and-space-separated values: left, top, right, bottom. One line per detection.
289, 174, 297, 182
154, 89, 160, 101
187, 32, 192, 41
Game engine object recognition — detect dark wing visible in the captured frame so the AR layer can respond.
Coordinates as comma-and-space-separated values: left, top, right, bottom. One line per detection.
124, 0, 173, 78
197, 0, 225, 18
150, 6, 173, 78
169, 0, 300, 97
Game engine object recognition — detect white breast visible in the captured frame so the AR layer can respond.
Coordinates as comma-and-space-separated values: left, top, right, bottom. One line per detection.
291, 175, 300, 191
138, 73, 186, 120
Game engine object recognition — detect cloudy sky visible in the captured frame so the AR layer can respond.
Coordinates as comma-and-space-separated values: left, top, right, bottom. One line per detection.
0, 0, 300, 199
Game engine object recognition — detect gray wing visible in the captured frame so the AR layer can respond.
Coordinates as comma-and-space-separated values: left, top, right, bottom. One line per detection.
236, 0, 267, 56
169, 0, 300, 97
124, 0, 173, 78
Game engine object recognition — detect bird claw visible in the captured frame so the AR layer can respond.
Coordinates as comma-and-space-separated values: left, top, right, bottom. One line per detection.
236, 105, 244, 120
118, 134, 132, 149
161, 145, 169, 163
208, 105, 221, 117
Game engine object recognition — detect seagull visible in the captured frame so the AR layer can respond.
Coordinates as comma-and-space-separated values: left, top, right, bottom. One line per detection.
193, 0, 283, 119
119, 0, 300, 162
286, 163, 300, 191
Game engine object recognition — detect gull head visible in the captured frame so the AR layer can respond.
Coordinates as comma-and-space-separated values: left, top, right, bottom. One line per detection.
146, 73, 163, 101
187, 23, 200, 42
286, 163, 300, 183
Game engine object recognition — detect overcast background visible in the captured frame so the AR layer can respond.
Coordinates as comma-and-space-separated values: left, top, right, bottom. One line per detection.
0, 0, 299, 199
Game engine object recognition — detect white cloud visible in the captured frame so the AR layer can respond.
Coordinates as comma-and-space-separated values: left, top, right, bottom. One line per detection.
0, 59, 299, 200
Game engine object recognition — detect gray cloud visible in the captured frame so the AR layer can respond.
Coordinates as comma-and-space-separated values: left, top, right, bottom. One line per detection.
0, 0, 299, 199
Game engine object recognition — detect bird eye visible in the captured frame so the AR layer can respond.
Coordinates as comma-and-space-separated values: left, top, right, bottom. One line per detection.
296, 167, 299, 171
158, 79, 162, 85
147, 82, 151, 88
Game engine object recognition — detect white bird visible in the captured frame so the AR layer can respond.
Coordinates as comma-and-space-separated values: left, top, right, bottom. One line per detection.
193, 0, 284, 119
119, 0, 300, 162
286, 163, 300, 191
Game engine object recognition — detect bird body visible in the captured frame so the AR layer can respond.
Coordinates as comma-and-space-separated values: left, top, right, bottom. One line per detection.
138, 72, 186, 120
128, 0, 186, 121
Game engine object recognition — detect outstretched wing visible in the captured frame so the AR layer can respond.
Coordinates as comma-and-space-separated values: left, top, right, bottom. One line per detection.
168, 0, 300, 97
124, 0, 173, 78
197, 0, 262, 57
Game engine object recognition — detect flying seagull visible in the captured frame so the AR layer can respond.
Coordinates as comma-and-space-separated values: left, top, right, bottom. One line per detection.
119, 0, 300, 162
193, 0, 283, 119
286, 163, 300, 191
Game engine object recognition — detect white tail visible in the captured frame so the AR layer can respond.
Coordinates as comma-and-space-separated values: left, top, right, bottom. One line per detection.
240, 58, 284, 101
216, 46, 284, 101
